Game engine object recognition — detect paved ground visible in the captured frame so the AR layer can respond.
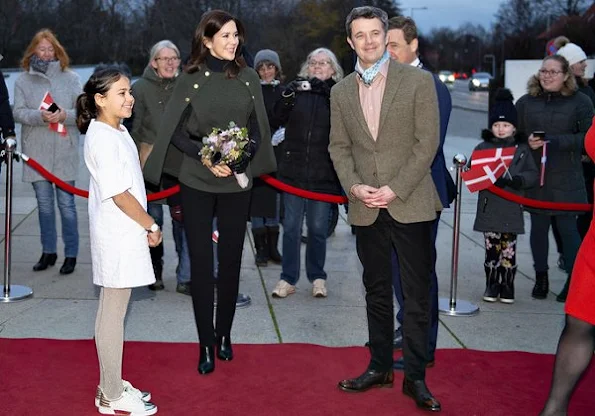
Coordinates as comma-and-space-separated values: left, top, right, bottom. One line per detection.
0, 128, 569, 356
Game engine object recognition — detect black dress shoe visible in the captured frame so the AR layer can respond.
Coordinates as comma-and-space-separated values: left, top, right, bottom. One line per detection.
364, 329, 403, 350
216, 336, 233, 361
59, 257, 76, 275
198, 346, 215, 375
393, 357, 435, 371
33, 253, 57, 271
338, 369, 393, 392
402, 378, 441, 412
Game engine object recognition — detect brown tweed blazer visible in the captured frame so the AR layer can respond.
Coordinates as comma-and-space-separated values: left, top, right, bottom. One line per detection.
329, 60, 442, 226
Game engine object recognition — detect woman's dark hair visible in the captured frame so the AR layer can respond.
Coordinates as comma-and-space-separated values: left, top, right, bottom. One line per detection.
76, 67, 127, 134
185, 9, 246, 78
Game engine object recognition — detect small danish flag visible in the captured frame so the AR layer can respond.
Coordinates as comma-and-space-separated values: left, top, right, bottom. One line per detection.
40, 92, 67, 136
461, 147, 516, 193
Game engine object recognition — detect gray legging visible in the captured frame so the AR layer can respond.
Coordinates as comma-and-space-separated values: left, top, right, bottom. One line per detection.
95, 287, 132, 400
530, 213, 581, 273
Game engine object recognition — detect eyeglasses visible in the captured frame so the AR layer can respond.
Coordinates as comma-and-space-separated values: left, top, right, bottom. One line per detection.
155, 57, 180, 63
538, 69, 564, 77
308, 60, 331, 67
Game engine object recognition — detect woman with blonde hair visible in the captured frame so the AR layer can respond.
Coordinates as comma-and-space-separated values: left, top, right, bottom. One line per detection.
516, 54, 594, 302
13, 29, 81, 275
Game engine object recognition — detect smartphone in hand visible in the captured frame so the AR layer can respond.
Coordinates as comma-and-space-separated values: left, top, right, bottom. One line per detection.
532, 131, 545, 140
47, 103, 59, 113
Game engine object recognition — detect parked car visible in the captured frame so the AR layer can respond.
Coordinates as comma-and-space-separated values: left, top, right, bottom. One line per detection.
438, 70, 455, 85
469, 72, 492, 91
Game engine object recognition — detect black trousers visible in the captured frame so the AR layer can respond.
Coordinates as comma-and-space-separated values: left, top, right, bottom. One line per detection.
356, 209, 433, 381
180, 184, 251, 346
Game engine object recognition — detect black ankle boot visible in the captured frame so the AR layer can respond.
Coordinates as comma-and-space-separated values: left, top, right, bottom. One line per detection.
59, 257, 76, 275
33, 253, 57, 271
252, 228, 269, 267
532, 271, 549, 299
267, 226, 282, 264
198, 346, 215, 374
482, 264, 499, 302
556, 275, 571, 303
216, 336, 233, 361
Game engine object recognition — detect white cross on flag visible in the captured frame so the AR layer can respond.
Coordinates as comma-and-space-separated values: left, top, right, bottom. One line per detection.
461, 146, 516, 193
40, 92, 67, 136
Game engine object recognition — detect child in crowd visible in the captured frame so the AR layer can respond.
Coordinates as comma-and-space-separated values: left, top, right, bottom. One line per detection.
76, 67, 160, 415
472, 89, 538, 304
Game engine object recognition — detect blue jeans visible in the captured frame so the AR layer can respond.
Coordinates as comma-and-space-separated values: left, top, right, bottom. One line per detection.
280, 193, 330, 285
147, 203, 190, 284
392, 214, 440, 360
251, 195, 280, 228
32, 180, 79, 257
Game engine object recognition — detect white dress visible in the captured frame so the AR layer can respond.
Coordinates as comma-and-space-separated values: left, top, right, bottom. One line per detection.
84, 119, 155, 288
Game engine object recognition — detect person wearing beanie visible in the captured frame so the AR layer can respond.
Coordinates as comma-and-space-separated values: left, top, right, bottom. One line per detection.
253, 49, 282, 76
556, 40, 595, 106
249, 49, 284, 267
471, 88, 539, 303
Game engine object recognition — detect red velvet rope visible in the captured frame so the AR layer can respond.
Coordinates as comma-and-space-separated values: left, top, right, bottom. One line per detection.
23, 157, 180, 201
259, 174, 348, 204
21, 155, 594, 212
487, 186, 592, 212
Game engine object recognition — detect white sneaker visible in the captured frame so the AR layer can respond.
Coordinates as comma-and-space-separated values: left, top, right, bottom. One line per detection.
98, 388, 157, 415
312, 279, 327, 298
272, 280, 296, 298
95, 380, 151, 407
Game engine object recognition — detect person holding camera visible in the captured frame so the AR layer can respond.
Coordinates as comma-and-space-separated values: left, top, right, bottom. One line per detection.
516, 54, 594, 302
13, 29, 81, 275
270, 47, 343, 299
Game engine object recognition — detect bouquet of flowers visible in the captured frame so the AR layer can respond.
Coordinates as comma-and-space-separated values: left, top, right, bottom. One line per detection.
200, 121, 250, 188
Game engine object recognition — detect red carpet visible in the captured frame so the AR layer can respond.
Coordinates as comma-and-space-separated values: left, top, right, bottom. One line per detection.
1, 338, 594, 415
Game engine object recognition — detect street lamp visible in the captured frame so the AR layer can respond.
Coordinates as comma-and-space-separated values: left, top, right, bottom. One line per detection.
410, 6, 428, 19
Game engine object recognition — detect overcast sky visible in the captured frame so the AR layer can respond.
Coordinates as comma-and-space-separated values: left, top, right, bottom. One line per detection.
400, 1, 503, 34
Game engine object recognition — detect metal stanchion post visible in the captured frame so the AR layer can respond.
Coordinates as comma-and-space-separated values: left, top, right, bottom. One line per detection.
0, 138, 33, 302
438, 154, 478, 316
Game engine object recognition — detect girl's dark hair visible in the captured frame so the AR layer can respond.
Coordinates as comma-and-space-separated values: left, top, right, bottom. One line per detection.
76, 67, 127, 134
185, 9, 246, 78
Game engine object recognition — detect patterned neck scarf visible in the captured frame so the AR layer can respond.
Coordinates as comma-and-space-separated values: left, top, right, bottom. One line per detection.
355, 51, 389, 86
30, 55, 56, 74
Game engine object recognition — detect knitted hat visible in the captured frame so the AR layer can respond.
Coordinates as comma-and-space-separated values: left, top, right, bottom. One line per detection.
489, 89, 517, 128
254, 49, 281, 72
556, 42, 587, 66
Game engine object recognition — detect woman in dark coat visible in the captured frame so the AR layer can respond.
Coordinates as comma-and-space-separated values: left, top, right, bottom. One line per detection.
249, 49, 284, 267
515, 54, 594, 302
270, 47, 343, 299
